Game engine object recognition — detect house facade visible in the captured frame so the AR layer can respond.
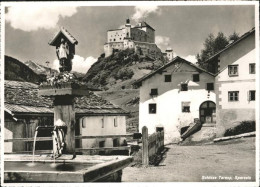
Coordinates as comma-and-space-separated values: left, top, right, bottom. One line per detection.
104, 19, 161, 59
134, 28, 256, 143
205, 28, 256, 137
4, 80, 128, 153
134, 57, 216, 143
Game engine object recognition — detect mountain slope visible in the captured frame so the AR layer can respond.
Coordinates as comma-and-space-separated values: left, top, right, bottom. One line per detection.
5, 55, 46, 84
24, 60, 58, 75
83, 48, 165, 90
24, 60, 85, 78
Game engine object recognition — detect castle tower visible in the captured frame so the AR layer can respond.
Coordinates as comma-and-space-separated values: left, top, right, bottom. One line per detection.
165, 47, 174, 62
125, 18, 131, 39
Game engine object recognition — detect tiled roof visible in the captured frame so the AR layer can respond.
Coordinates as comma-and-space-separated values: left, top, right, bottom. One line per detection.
134, 21, 155, 31
49, 27, 78, 46
133, 56, 214, 87
4, 81, 127, 116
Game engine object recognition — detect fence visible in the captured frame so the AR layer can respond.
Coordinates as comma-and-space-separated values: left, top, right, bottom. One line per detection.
142, 126, 164, 166
4, 134, 134, 155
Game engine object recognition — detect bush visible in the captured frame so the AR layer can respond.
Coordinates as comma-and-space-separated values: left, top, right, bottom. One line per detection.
224, 120, 255, 137
116, 67, 134, 80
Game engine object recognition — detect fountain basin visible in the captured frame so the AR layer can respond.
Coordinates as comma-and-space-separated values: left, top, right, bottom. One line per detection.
4, 154, 133, 182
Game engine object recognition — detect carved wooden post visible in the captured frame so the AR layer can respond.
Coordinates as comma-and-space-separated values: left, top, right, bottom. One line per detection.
39, 84, 89, 156
54, 96, 75, 153
38, 27, 85, 156
142, 126, 148, 166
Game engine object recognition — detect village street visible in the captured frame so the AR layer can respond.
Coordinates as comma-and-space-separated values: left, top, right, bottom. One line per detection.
122, 137, 255, 182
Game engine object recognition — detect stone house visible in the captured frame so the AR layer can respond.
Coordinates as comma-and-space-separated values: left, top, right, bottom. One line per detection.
204, 27, 256, 137
4, 80, 128, 153
134, 56, 216, 143
104, 19, 161, 58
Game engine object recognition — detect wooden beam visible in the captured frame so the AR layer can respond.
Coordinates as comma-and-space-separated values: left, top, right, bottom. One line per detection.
4, 137, 53, 142
213, 131, 255, 142
76, 146, 131, 151
142, 126, 149, 166
4, 134, 134, 142
75, 134, 133, 139
5, 150, 53, 154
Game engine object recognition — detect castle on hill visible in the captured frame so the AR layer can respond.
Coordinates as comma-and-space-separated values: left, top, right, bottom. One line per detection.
104, 19, 163, 59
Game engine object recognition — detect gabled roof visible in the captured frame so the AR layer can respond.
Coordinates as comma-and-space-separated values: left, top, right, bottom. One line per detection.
133, 56, 214, 87
204, 27, 255, 64
49, 27, 78, 46
135, 21, 155, 31
4, 81, 128, 117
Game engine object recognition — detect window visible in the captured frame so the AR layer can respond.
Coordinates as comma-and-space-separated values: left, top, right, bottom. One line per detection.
182, 102, 190, 112
206, 83, 214, 91
228, 91, 239, 101
156, 127, 164, 132
228, 65, 238, 76
249, 90, 255, 101
101, 118, 104, 128
81, 117, 86, 128
149, 104, 156, 114
181, 84, 188, 91
99, 141, 105, 148
113, 139, 119, 147
114, 118, 118, 127
249, 63, 255, 74
193, 74, 200, 82
164, 75, 171, 82
182, 106, 190, 113
150, 88, 158, 96
114, 39, 116, 41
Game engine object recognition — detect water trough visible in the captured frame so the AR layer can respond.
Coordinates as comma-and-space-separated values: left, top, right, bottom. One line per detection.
4, 154, 133, 182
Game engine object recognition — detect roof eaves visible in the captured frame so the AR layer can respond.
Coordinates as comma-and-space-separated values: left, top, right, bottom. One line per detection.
4, 108, 18, 121
180, 58, 215, 77
133, 56, 181, 86
48, 27, 78, 46
133, 56, 214, 87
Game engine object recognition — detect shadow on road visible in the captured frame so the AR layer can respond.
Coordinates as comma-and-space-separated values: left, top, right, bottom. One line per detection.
152, 146, 170, 166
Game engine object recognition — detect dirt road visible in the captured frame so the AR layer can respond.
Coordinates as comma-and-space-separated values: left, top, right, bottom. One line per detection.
122, 137, 255, 182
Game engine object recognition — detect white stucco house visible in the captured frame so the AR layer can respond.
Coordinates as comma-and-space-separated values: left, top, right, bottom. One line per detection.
134, 56, 216, 143
134, 27, 256, 143
204, 27, 256, 137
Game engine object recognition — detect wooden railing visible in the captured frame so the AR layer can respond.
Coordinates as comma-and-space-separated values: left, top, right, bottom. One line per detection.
4, 134, 135, 155
142, 126, 164, 166
4, 134, 133, 142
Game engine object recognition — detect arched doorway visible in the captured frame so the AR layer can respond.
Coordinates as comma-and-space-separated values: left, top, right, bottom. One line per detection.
199, 101, 216, 124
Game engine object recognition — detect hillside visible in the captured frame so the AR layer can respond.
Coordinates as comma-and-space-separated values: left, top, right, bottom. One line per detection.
83, 48, 165, 90
84, 49, 166, 133
5, 56, 46, 84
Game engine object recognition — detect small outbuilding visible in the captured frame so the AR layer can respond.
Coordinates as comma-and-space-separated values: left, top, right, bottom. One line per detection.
4, 80, 128, 154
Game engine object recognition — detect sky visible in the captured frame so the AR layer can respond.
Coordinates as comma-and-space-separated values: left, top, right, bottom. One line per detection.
4, 3, 255, 73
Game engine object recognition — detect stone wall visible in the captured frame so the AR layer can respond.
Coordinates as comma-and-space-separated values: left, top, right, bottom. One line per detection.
216, 108, 255, 137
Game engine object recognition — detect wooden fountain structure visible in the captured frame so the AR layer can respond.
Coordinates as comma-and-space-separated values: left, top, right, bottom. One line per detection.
4, 27, 132, 183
